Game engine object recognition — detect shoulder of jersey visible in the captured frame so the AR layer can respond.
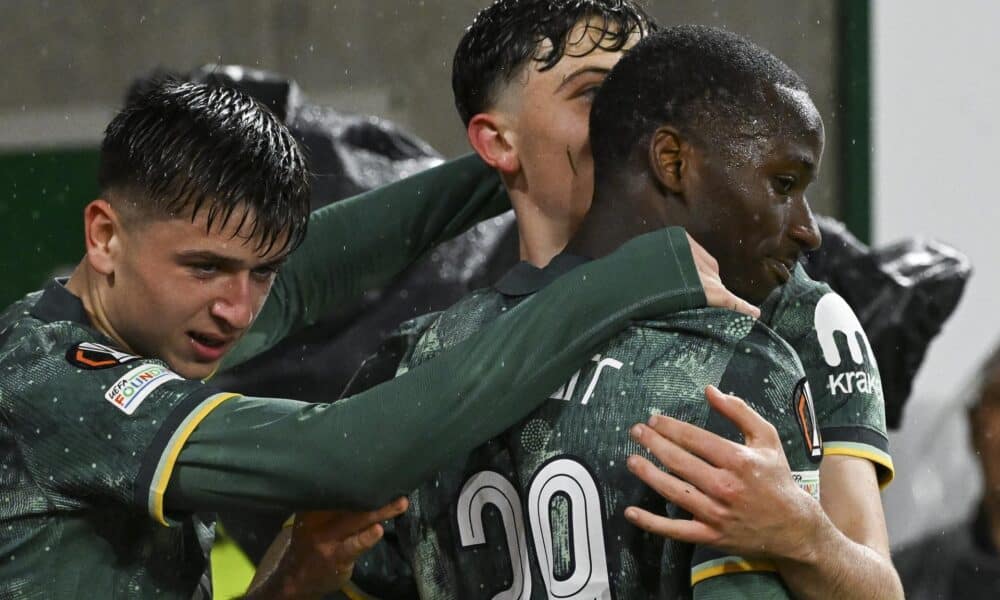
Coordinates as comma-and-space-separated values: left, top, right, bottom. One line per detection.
2, 317, 96, 364
785, 266, 834, 305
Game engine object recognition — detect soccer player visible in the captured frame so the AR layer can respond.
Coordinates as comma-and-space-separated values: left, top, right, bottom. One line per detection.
393, 25, 836, 598
446, 1, 899, 597
0, 80, 742, 598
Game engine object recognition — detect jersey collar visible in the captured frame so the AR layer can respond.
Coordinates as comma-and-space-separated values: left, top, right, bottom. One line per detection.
493, 253, 591, 297
29, 278, 92, 326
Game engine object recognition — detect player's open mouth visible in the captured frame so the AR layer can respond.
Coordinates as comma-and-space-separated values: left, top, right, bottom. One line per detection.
188, 332, 231, 361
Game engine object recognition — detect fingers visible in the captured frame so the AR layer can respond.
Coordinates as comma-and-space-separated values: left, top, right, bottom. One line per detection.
704, 386, 779, 446
730, 294, 761, 319
706, 284, 760, 319
303, 497, 409, 540
626, 454, 717, 517
370, 496, 409, 524
337, 523, 384, 563
623, 505, 719, 546
633, 412, 739, 469
630, 421, 728, 492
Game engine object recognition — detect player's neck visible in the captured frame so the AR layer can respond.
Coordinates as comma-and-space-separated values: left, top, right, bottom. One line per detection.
567, 186, 672, 260
65, 263, 137, 355
508, 192, 581, 268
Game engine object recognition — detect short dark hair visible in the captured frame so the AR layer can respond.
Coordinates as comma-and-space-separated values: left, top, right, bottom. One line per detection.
98, 80, 310, 255
452, 0, 656, 126
590, 25, 808, 187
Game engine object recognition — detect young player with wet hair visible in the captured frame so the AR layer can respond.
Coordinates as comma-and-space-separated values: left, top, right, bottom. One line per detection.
0, 79, 739, 598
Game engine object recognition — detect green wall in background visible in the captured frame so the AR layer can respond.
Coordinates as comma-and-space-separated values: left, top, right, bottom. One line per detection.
838, 0, 872, 244
0, 148, 99, 307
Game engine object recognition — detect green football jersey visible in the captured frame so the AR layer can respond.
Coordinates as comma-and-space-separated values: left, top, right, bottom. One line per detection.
0, 281, 230, 599
394, 255, 823, 599
761, 264, 893, 485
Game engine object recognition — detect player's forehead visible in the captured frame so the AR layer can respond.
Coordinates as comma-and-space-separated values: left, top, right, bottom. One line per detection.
723, 88, 825, 171
142, 201, 292, 264
774, 84, 823, 138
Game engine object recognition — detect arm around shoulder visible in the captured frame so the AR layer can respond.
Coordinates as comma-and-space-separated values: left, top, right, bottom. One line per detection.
167, 227, 708, 513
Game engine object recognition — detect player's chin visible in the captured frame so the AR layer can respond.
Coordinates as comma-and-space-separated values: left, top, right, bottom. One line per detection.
737, 271, 779, 306
168, 354, 219, 381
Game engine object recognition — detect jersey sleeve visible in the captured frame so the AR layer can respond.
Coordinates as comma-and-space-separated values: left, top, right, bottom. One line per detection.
165, 226, 707, 513
688, 318, 817, 598
765, 267, 893, 487
222, 153, 507, 368
5, 330, 235, 528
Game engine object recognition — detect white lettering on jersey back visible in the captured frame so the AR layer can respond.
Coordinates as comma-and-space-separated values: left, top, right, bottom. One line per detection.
549, 354, 622, 406
456, 471, 532, 600
826, 371, 880, 396
814, 293, 875, 368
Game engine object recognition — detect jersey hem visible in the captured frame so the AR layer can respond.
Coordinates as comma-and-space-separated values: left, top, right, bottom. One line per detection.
691, 556, 779, 585
135, 391, 239, 526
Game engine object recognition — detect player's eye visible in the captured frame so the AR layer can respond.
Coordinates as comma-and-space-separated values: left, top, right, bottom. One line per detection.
190, 263, 219, 278
773, 175, 797, 195
579, 85, 600, 101
574, 84, 603, 104
250, 265, 280, 281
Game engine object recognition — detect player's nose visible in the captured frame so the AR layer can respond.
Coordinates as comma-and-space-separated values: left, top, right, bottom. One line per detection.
211, 274, 255, 331
788, 196, 822, 252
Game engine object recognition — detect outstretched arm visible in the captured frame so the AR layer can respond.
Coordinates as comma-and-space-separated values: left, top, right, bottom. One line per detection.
626, 387, 902, 600
166, 227, 714, 514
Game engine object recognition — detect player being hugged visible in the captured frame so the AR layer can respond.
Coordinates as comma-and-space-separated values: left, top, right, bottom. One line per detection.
392, 25, 860, 599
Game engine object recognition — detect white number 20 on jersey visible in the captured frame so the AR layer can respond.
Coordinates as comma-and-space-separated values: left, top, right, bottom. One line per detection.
456, 458, 611, 600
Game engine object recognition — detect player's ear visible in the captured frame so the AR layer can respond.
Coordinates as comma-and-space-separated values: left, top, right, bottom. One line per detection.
83, 199, 122, 276
467, 112, 520, 176
647, 126, 688, 196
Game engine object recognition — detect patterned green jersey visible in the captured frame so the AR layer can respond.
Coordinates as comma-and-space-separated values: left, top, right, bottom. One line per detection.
395, 255, 823, 599
0, 281, 230, 599
761, 264, 893, 485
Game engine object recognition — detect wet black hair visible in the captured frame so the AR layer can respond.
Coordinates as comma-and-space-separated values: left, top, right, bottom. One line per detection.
590, 25, 809, 188
98, 80, 310, 255
452, 0, 656, 126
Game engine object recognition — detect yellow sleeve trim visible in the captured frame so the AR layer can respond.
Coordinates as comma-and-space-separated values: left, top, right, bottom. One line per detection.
150, 392, 240, 526
823, 442, 895, 489
691, 556, 778, 586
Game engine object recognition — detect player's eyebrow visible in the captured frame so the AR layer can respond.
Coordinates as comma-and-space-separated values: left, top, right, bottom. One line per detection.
779, 150, 818, 173
257, 255, 289, 271
175, 249, 287, 270
555, 66, 611, 94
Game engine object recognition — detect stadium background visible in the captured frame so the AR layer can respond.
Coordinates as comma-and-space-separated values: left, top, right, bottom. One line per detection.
1, 0, 997, 596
